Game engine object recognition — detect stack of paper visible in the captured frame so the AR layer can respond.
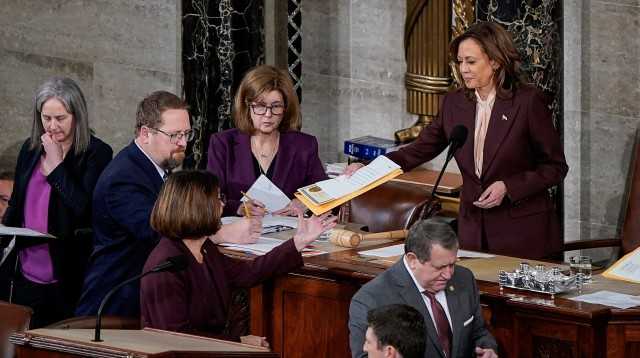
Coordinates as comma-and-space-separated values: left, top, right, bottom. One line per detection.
295, 156, 403, 215
570, 291, 640, 309
603, 246, 640, 283
220, 237, 286, 255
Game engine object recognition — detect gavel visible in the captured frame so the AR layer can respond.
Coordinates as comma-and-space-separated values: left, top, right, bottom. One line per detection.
329, 228, 408, 248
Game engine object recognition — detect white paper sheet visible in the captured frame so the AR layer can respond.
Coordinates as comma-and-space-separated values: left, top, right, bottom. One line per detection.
570, 290, 640, 309
221, 215, 298, 232
0, 226, 55, 238
358, 245, 496, 259
317, 156, 401, 198
242, 174, 291, 212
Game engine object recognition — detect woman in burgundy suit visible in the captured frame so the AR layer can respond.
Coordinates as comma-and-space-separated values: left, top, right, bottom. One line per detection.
207, 65, 327, 217
346, 22, 568, 259
140, 170, 336, 341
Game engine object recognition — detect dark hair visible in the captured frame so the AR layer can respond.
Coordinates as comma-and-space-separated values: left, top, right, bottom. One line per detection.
135, 91, 189, 135
0, 171, 14, 181
367, 304, 426, 358
450, 21, 527, 100
405, 218, 459, 263
30, 77, 91, 154
150, 170, 222, 240
233, 65, 301, 133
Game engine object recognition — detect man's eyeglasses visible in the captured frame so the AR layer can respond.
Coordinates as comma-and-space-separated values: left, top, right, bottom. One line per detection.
249, 103, 286, 116
151, 127, 195, 144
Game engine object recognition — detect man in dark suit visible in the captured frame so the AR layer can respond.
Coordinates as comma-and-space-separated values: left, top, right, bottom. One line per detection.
363, 304, 426, 358
349, 219, 498, 358
76, 91, 261, 317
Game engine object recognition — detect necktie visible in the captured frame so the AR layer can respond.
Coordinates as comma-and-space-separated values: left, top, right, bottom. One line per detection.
423, 291, 452, 357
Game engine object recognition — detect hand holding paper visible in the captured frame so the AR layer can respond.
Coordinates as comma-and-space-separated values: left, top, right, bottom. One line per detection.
241, 174, 291, 212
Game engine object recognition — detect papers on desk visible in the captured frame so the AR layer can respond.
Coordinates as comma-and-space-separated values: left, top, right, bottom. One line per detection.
295, 156, 403, 215
220, 237, 326, 257
221, 215, 298, 234
603, 246, 640, 284
0, 226, 55, 239
570, 290, 640, 309
242, 174, 291, 212
358, 244, 496, 259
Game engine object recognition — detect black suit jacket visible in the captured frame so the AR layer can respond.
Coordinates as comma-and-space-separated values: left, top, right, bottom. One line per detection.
349, 258, 497, 358
1, 136, 112, 312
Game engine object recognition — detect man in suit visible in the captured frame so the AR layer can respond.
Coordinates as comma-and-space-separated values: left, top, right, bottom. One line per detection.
76, 91, 261, 317
363, 304, 426, 358
349, 218, 498, 358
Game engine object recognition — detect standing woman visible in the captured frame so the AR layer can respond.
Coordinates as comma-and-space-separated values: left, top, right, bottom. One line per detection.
207, 65, 327, 217
1, 77, 113, 327
345, 22, 568, 259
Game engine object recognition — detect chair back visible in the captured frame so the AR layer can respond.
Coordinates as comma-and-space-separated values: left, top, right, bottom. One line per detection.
348, 181, 439, 232
0, 300, 32, 358
621, 130, 640, 255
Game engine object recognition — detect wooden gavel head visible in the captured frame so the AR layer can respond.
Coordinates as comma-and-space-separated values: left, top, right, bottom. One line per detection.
329, 229, 362, 248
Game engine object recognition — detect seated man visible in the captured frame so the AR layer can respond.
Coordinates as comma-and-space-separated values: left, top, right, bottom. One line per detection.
364, 304, 426, 358
0, 170, 13, 223
349, 218, 498, 358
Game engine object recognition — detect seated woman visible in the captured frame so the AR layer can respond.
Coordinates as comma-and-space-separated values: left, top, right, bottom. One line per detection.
2, 77, 113, 327
207, 65, 327, 217
140, 170, 336, 339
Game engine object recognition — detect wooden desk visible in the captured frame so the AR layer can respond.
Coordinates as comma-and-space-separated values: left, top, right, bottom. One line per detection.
242, 247, 640, 358
11, 328, 278, 358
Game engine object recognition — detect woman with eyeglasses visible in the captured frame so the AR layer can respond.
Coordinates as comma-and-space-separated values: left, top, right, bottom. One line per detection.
1, 77, 112, 327
207, 65, 327, 217
140, 170, 336, 340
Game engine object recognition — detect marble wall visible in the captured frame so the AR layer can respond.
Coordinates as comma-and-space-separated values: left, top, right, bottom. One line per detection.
563, 0, 640, 244
0, 0, 181, 170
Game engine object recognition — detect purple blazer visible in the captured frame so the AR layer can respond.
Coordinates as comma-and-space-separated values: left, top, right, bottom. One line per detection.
207, 128, 327, 215
388, 86, 568, 259
140, 237, 302, 339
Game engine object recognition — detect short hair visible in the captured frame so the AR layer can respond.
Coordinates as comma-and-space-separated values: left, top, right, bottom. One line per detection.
367, 304, 426, 358
30, 77, 91, 155
135, 91, 189, 135
0, 171, 14, 181
233, 65, 301, 134
450, 21, 527, 100
404, 218, 459, 263
150, 170, 222, 240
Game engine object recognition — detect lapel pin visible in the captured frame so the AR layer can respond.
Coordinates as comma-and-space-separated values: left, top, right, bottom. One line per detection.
501, 114, 508, 121
449, 285, 455, 292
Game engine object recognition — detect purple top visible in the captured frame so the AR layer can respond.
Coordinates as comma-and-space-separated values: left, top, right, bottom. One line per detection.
20, 163, 56, 284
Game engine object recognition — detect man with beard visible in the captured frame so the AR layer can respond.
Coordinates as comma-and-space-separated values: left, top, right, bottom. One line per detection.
76, 91, 261, 317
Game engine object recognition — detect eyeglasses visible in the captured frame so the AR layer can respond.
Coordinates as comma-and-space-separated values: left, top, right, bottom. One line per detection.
150, 127, 195, 144
249, 103, 286, 116
218, 192, 226, 205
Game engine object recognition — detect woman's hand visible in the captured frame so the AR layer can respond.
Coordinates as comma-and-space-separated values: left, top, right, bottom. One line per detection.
40, 133, 64, 175
343, 163, 365, 177
210, 217, 262, 244
272, 198, 306, 217
240, 335, 270, 349
292, 212, 337, 251
473, 181, 507, 209
236, 199, 267, 217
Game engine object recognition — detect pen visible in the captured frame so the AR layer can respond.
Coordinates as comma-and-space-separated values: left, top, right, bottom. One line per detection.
240, 191, 269, 216
240, 191, 253, 218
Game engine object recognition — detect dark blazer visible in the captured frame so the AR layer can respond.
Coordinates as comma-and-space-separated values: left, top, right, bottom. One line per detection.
207, 128, 327, 215
1, 136, 112, 313
76, 141, 164, 317
140, 237, 303, 339
349, 259, 497, 358
387, 87, 568, 259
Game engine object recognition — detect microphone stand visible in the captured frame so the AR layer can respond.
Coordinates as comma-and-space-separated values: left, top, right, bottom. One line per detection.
93, 261, 175, 342
430, 149, 457, 198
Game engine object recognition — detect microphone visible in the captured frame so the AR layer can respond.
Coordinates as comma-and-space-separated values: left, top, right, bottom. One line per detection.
93, 255, 188, 342
431, 125, 468, 197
